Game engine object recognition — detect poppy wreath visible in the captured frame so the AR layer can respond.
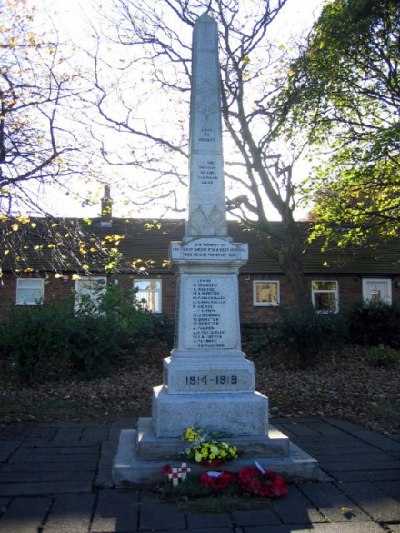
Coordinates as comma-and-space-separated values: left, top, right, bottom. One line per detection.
199, 470, 237, 490
237, 467, 288, 498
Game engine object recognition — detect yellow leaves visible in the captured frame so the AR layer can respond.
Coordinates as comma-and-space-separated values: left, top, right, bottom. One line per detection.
4, 249, 10, 256
103, 234, 125, 246
11, 224, 19, 231
72, 274, 81, 280
54, 273, 63, 279
0, 215, 8, 222
23, 267, 34, 273
6, 37, 17, 48
16, 215, 30, 224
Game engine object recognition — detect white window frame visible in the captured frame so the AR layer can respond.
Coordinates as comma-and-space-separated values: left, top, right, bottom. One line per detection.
362, 278, 392, 305
16, 278, 45, 305
74, 276, 107, 312
312, 280, 339, 313
134, 279, 162, 313
253, 280, 280, 306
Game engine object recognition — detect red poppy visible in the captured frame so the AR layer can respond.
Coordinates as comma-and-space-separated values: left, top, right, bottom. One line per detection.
161, 464, 173, 475
199, 470, 237, 490
237, 467, 288, 498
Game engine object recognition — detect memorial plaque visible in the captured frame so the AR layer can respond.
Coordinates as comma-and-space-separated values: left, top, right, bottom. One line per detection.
180, 276, 236, 350
170, 238, 248, 262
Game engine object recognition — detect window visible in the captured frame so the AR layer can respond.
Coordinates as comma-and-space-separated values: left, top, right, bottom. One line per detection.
16, 278, 45, 305
253, 280, 280, 306
134, 279, 162, 313
363, 279, 392, 304
312, 281, 338, 312
74, 277, 106, 312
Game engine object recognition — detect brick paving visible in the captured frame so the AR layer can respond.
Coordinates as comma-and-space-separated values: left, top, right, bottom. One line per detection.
0, 417, 399, 532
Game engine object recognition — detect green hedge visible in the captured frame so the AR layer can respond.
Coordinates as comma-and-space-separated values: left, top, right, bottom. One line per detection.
0, 283, 155, 383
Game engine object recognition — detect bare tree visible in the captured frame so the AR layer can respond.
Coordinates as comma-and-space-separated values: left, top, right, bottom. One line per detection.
0, 0, 121, 275
91, 0, 314, 305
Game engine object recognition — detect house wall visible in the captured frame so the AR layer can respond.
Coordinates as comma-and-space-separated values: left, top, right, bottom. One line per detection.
1, 271, 399, 325
238, 273, 400, 324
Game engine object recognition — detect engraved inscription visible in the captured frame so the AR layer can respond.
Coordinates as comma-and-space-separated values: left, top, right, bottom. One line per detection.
192, 278, 226, 348
198, 158, 217, 185
185, 375, 238, 386
183, 276, 237, 350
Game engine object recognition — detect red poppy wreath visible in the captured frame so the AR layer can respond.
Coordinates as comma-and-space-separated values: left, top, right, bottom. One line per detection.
237, 466, 288, 498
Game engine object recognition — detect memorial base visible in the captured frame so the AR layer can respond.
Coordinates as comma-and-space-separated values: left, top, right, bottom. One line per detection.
113, 419, 320, 486
152, 385, 269, 437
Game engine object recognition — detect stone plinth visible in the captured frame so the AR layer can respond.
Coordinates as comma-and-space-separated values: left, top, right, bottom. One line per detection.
113, 423, 320, 487
151, 386, 268, 437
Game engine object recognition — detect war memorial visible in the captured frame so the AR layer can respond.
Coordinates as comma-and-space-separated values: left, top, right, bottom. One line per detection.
113, 13, 318, 484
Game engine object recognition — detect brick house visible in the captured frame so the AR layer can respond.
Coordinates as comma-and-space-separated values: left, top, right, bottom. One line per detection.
1, 215, 399, 325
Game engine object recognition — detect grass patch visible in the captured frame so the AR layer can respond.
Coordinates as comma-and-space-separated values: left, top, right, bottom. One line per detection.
369, 398, 400, 421
156, 475, 274, 513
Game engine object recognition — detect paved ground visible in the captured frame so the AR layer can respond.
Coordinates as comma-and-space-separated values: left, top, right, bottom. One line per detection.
0, 416, 399, 533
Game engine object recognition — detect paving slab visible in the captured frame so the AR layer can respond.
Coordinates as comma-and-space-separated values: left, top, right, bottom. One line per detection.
299, 482, 371, 522
0, 470, 93, 483
188, 526, 234, 533
51, 426, 84, 446
340, 481, 400, 522
139, 494, 186, 530
81, 425, 109, 445
0, 496, 51, 533
96, 440, 118, 488
0, 461, 97, 473
245, 524, 387, 533
376, 480, 400, 501
232, 506, 281, 526
8, 448, 98, 464
21, 426, 58, 446
0, 442, 19, 463
44, 493, 95, 532
271, 485, 323, 524
0, 498, 10, 517
91, 489, 140, 533
0, 422, 34, 440
319, 458, 400, 472
186, 512, 233, 529
0, 480, 93, 497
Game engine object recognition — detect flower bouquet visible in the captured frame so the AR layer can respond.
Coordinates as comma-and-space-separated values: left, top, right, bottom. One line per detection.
182, 426, 238, 466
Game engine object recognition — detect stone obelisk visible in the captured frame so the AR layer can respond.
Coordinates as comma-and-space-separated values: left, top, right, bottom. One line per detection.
113, 14, 318, 484
152, 13, 266, 437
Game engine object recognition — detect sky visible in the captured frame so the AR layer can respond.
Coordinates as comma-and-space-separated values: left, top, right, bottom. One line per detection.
31, 0, 326, 221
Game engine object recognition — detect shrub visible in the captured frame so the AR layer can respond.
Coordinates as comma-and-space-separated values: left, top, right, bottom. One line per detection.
368, 345, 400, 368
0, 283, 155, 383
346, 300, 400, 348
270, 304, 348, 367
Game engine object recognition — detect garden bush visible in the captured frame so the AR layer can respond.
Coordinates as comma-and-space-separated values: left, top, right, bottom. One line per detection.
368, 345, 400, 368
0, 283, 155, 383
269, 304, 348, 367
346, 300, 400, 348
